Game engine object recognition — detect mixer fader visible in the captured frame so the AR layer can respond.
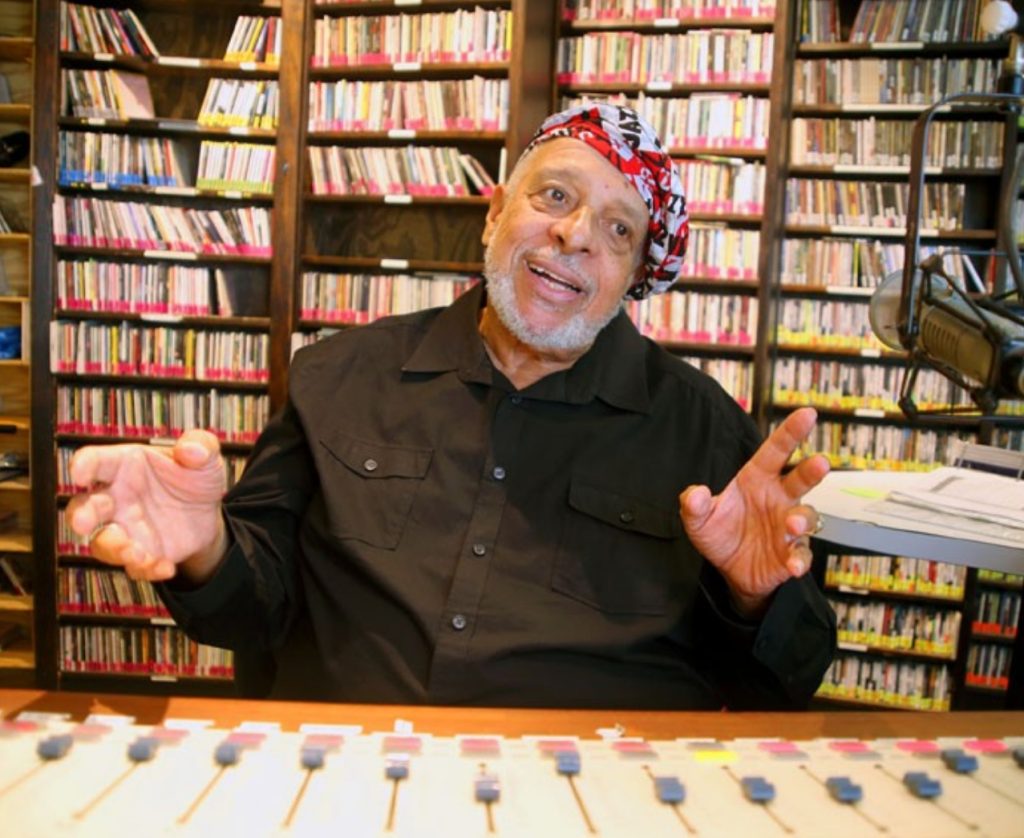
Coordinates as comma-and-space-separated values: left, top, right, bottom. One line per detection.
1, 706, 1023, 837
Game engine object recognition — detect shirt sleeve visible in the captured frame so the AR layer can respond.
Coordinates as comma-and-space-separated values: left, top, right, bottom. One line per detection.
156, 396, 316, 653
696, 564, 837, 710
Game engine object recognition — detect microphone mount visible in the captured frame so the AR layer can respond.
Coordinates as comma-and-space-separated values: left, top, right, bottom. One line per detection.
897, 81, 1024, 419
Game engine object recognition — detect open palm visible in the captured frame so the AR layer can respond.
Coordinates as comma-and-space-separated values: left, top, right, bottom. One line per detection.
66, 430, 226, 581
680, 407, 829, 615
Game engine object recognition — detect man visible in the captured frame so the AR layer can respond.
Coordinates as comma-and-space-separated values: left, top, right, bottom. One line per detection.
68, 105, 835, 709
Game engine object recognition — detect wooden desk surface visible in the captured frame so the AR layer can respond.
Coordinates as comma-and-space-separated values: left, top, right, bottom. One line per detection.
3, 689, 1023, 740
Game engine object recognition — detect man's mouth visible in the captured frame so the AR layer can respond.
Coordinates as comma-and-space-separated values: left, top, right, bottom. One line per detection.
526, 260, 584, 294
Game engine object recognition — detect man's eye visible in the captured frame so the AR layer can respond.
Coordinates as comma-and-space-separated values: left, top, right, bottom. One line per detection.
546, 187, 566, 203
610, 222, 637, 243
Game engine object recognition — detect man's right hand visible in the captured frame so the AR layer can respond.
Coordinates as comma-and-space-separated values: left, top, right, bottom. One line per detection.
66, 429, 228, 584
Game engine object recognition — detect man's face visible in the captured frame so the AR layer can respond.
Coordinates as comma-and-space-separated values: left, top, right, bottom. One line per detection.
482, 139, 649, 355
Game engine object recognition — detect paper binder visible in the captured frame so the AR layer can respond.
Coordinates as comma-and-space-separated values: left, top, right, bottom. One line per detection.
805, 455, 1024, 575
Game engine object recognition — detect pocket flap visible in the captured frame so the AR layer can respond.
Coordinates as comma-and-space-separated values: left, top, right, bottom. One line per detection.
321, 431, 432, 480
568, 476, 682, 540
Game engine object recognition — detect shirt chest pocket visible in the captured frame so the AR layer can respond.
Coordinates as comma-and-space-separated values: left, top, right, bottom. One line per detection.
317, 431, 433, 549
552, 476, 691, 616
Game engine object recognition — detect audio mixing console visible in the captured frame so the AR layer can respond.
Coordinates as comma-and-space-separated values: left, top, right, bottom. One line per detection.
1, 702, 1023, 836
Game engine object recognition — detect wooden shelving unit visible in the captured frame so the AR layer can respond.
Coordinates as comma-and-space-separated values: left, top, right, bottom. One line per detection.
0, 0, 37, 688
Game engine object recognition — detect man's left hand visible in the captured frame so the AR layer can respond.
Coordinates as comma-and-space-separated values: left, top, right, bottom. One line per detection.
679, 406, 830, 618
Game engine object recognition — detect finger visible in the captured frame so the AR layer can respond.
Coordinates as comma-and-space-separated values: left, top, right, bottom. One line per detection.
151, 559, 177, 581
746, 407, 818, 478
126, 557, 157, 581
126, 563, 175, 583
679, 485, 713, 530
784, 504, 822, 540
173, 429, 222, 469
69, 444, 138, 489
66, 492, 115, 536
785, 541, 814, 578
90, 522, 133, 567
781, 453, 831, 500
123, 550, 176, 582
89, 520, 175, 582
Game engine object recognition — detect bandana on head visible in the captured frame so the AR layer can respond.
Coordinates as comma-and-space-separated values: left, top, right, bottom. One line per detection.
521, 103, 689, 300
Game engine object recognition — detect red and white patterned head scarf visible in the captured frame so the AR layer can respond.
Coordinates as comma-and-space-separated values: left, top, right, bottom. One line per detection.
521, 103, 689, 300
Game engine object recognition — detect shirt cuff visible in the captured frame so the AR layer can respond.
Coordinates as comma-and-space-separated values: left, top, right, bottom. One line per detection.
698, 569, 765, 648
156, 531, 252, 631
749, 575, 836, 689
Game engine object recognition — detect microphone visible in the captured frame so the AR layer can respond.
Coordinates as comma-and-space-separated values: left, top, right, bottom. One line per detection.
869, 263, 1024, 411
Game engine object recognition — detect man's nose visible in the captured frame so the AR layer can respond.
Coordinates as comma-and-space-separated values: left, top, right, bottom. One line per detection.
550, 205, 594, 253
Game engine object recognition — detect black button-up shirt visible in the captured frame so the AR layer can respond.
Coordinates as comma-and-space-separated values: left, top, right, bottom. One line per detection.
161, 284, 835, 709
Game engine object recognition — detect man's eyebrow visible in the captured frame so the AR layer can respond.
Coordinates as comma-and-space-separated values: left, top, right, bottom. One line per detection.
526, 162, 583, 185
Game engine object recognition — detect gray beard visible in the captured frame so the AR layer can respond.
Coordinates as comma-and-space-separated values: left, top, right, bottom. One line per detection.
483, 246, 622, 354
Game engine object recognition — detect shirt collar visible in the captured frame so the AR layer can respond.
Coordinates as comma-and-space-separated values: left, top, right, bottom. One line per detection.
402, 282, 491, 378
402, 282, 652, 414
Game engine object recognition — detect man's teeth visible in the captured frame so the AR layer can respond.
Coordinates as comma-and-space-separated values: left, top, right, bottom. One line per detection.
530, 263, 581, 292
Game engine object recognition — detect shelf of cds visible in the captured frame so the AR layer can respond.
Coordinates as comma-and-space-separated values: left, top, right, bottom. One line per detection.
31, 0, 306, 690
965, 569, 1022, 696
815, 552, 969, 711
0, 0, 36, 685
809, 491, 1023, 713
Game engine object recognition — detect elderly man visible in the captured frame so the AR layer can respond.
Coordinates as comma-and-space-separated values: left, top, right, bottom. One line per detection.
67, 105, 835, 709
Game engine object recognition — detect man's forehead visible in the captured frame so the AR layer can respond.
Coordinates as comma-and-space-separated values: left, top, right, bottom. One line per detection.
520, 139, 650, 222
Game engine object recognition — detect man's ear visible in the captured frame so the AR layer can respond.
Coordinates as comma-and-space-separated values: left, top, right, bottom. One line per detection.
482, 183, 507, 247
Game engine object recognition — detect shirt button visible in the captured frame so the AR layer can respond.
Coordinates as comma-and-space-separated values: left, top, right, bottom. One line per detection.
363, 458, 378, 472
510, 395, 522, 405
451, 614, 468, 631
619, 510, 635, 524
492, 466, 506, 480
472, 543, 487, 557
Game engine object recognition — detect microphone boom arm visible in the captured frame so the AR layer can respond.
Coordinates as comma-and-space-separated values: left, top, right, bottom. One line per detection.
896, 90, 1024, 414
901, 91, 1024, 346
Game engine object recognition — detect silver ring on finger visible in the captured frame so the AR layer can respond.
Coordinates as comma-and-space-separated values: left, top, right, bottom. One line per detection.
810, 515, 826, 536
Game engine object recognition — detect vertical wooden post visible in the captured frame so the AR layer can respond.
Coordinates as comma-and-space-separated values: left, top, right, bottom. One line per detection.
30, 0, 58, 690
267, 0, 311, 411
752, 0, 796, 433
506, 0, 557, 172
